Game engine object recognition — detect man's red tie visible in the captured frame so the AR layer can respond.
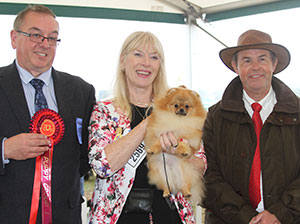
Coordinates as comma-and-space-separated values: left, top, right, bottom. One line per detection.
249, 102, 263, 208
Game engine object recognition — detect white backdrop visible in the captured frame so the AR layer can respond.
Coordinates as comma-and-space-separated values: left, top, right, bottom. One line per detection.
1, 7, 300, 108
0, 15, 191, 100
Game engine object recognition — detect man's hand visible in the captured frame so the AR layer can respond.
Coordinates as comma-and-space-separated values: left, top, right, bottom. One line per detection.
4, 133, 51, 160
249, 210, 281, 224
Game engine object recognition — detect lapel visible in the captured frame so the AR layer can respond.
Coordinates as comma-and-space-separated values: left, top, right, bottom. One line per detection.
52, 69, 74, 121
0, 62, 31, 132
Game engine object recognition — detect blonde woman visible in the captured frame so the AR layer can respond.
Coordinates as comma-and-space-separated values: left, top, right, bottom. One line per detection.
88, 31, 206, 224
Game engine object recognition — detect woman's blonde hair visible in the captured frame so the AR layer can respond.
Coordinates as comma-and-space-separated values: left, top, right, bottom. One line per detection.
113, 31, 168, 120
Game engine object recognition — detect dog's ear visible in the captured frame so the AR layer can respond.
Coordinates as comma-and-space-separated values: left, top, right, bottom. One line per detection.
178, 85, 187, 89
192, 90, 200, 98
166, 88, 177, 96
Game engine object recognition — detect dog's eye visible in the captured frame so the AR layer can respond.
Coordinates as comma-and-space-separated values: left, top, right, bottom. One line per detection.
185, 105, 190, 109
174, 104, 179, 108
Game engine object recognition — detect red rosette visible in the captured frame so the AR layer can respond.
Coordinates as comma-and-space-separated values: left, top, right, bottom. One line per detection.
29, 109, 65, 145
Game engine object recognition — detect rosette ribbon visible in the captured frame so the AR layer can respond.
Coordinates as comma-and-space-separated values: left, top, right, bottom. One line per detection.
29, 109, 65, 224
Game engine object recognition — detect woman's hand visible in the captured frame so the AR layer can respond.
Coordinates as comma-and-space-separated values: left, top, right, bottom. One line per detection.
105, 117, 149, 172
159, 131, 178, 154
159, 132, 206, 173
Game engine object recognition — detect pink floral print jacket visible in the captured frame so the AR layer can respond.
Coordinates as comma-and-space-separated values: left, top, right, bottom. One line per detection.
88, 100, 207, 224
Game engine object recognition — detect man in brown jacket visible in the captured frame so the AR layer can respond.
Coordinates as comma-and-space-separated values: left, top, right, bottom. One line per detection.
203, 29, 300, 224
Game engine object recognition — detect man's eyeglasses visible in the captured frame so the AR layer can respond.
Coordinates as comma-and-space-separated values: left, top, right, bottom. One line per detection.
16, 30, 61, 46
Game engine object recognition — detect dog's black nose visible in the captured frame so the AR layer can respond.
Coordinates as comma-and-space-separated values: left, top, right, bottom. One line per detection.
176, 108, 187, 116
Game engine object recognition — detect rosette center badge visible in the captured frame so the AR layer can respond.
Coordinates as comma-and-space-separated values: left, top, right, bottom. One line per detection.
30, 109, 65, 145
40, 119, 55, 137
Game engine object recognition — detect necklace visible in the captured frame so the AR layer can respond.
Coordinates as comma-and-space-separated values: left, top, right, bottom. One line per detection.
130, 98, 153, 108
131, 101, 150, 107
133, 104, 148, 120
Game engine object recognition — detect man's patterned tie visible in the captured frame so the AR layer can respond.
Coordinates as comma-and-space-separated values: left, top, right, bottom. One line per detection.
30, 79, 48, 112
249, 102, 263, 208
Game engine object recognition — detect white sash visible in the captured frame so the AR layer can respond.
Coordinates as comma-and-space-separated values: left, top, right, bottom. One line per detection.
125, 141, 146, 171
117, 141, 147, 218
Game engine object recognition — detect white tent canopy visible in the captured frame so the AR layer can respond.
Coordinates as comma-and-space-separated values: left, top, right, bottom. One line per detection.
1, 0, 299, 23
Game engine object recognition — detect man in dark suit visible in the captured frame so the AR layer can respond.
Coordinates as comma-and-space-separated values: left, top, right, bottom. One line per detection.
0, 5, 95, 223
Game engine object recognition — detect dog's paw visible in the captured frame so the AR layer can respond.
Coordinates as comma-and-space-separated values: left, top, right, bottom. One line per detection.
182, 188, 192, 198
163, 189, 171, 198
147, 144, 161, 154
183, 192, 191, 198
176, 144, 192, 158
146, 148, 154, 154
180, 152, 189, 157
181, 183, 192, 198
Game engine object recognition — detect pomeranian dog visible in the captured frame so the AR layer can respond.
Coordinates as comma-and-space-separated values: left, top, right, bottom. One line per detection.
144, 85, 206, 205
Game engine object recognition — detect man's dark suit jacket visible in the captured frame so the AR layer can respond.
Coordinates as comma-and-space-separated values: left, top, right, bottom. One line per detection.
0, 61, 96, 223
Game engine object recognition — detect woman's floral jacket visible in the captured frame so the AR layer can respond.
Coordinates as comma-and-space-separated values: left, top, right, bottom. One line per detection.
88, 100, 207, 224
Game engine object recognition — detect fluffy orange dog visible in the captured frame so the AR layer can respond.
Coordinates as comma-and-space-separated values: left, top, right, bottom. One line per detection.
144, 85, 206, 204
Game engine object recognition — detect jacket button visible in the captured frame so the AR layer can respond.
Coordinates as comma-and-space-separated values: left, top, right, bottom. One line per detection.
240, 152, 247, 158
